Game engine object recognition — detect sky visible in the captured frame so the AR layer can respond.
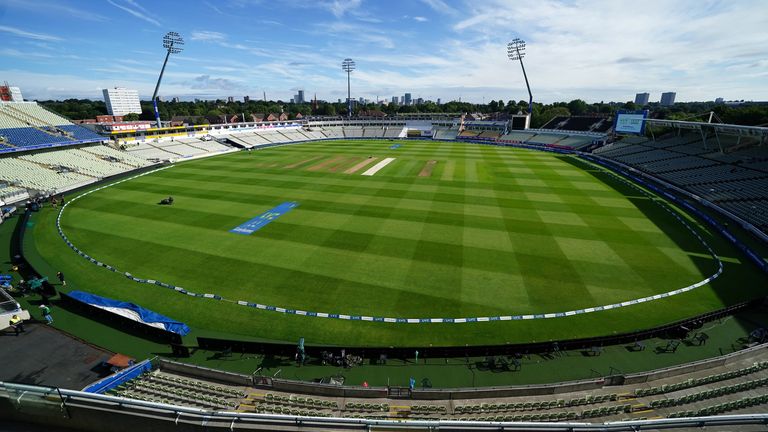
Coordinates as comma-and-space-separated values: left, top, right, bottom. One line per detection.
0, 0, 767, 104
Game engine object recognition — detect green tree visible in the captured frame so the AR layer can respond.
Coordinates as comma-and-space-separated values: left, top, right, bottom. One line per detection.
567, 99, 588, 115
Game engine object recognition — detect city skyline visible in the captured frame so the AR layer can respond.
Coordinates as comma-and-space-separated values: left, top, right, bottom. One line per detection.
1, 0, 767, 103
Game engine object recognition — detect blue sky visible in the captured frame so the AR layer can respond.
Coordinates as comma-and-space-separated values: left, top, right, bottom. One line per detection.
1, 0, 767, 103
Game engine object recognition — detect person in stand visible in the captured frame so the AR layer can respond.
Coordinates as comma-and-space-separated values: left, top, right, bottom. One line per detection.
56, 271, 66, 286
9, 314, 24, 336
39, 304, 53, 325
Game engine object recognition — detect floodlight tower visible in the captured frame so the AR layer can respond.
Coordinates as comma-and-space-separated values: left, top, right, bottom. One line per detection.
341, 58, 356, 119
151, 31, 185, 128
507, 38, 532, 115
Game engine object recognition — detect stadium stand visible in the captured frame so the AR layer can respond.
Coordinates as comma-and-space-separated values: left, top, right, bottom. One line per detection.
72, 352, 768, 424
0, 102, 103, 152
106, 370, 247, 410
0, 145, 153, 198
594, 131, 768, 232
541, 115, 612, 133
385, 126, 405, 138
526, 133, 565, 145
343, 126, 364, 138
432, 127, 458, 140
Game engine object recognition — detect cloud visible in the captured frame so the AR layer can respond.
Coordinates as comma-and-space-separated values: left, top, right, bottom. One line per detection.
419, 0, 456, 15
413, 16, 428, 22
189, 74, 244, 91
324, 0, 362, 18
0, 25, 62, 41
317, 21, 395, 49
2, 0, 109, 22
191, 31, 227, 42
204, 1, 225, 14
106, 0, 161, 27
616, 57, 652, 64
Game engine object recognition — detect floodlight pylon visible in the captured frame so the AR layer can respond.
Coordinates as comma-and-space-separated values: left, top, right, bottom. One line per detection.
342, 58, 356, 119
152, 32, 185, 128
507, 38, 532, 115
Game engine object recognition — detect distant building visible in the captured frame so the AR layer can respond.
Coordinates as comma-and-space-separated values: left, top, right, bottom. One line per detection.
227, 96, 235, 103
244, 95, 250, 103
9, 86, 23, 101
415, 97, 424, 105
634, 92, 650, 105
391, 96, 398, 105
293, 90, 305, 104
715, 97, 724, 104
399, 96, 404, 105
171, 97, 180, 103
437, 98, 441, 105
102, 87, 141, 116
404, 93, 412, 106
660, 92, 676, 106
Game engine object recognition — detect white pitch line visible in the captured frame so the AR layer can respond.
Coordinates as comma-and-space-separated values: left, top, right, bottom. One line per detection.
361, 157, 396, 176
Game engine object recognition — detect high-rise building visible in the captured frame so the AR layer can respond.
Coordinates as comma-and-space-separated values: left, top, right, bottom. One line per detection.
102, 87, 141, 116
293, 90, 305, 104
437, 98, 441, 105
391, 96, 398, 105
715, 97, 724, 104
404, 93, 412, 106
244, 95, 250, 103
634, 92, 649, 106
660, 92, 676, 106
399, 96, 404, 105
171, 97, 180, 103
227, 96, 235, 103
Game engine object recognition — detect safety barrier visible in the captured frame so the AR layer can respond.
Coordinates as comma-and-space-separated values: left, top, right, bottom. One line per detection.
2, 381, 768, 431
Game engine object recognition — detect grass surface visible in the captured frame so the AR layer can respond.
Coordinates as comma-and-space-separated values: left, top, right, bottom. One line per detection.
29, 140, 768, 346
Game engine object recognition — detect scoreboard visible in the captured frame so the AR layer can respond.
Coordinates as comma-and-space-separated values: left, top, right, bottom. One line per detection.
614, 110, 649, 135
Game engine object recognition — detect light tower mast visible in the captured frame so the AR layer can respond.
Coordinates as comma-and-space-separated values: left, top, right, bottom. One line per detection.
507, 38, 532, 115
341, 58, 356, 119
151, 32, 184, 128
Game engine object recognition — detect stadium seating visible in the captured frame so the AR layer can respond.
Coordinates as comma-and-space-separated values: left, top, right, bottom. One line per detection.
106, 371, 246, 410
343, 127, 364, 138
0, 102, 103, 152
0, 145, 153, 197
594, 132, 768, 232
541, 116, 610, 132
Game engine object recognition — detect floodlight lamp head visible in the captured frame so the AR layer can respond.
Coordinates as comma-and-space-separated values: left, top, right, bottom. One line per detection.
342, 58, 356, 72
507, 38, 526, 60
163, 32, 185, 54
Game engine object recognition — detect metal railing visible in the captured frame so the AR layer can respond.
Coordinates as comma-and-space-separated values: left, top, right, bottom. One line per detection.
1, 381, 767, 431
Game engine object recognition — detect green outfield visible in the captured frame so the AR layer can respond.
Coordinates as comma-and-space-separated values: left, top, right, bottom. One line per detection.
29, 140, 768, 347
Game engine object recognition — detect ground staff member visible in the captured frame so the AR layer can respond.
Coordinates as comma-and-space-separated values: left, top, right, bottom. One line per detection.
9, 314, 24, 336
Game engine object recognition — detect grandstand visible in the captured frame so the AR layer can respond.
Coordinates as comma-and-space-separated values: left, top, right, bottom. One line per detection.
0, 102, 103, 152
594, 129, 768, 233
0, 145, 153, 199
541, 115, 613, 133
1, 115, 768, 432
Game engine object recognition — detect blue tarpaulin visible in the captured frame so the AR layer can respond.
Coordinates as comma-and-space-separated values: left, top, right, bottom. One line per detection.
67, 290, 190, 336
230, 201, 298, 235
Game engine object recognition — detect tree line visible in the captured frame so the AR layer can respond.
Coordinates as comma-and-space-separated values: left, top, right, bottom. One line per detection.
38, 98, 768, 129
